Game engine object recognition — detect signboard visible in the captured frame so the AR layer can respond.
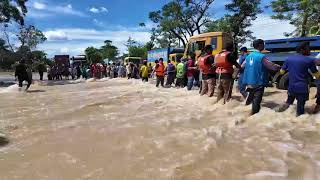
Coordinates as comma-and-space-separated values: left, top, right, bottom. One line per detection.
147, 48, 169, 62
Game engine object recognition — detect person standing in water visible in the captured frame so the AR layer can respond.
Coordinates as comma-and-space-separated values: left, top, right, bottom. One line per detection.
237, 47, 249, 99
165, 59, 176, 87
186, 54, 197, 90
37, 62, 46, 81
126, 63, 132, 79
198, 45, 216, 97
175, 58, 185, 88
215, 42, 242, 104
140, 61, 149, 82
15, 59, 32, 91
278, 42, 320, 116
314, 53, 320, 113
243, 39, 281, 116
155, 58, 165, 87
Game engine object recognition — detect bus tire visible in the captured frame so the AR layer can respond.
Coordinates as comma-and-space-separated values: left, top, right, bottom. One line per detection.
272, 72, 282, 89
279, 73, 289, 90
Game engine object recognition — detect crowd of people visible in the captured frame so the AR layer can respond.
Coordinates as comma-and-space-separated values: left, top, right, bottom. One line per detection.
45, 63, 133, 81
14, 39, 320, 117
140, 39, 320, 117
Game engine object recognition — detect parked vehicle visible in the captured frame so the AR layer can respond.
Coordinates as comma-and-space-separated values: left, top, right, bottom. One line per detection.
264, 36, 320, 89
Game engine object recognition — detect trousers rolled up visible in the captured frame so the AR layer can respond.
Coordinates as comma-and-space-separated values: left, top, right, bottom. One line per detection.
217, 78, 233, 103
200, 78, 216, 97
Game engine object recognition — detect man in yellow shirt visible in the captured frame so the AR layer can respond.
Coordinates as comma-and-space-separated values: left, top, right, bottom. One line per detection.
140, 60, 149, 82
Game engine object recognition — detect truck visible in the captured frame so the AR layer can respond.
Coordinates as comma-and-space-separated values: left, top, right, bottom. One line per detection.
147, 47, 184, 65
71, 55, 87, 67
264, 36, 320, 90
183, 32, 320, 90
183, 32, 233, 61
124, 57, 142, 66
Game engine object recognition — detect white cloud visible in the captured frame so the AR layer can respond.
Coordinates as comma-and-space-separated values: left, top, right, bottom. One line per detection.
44, 30, 68, 41
89, 6, 108, 14
89, 7, 99, 13
101, 7, 108, 13
27, 2, 87, 18
93, 19, 104, 27
33, 2, 47, 10
60, 47, 69, 54
55, 4, 87, 17
40, 28, 151, 57
243, 14, 296, 47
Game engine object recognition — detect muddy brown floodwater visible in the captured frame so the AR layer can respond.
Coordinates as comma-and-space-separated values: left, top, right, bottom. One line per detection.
0, 78, 320, 180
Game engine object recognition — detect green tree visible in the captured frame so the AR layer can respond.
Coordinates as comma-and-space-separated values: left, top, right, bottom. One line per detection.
149, 0, 214, 48
144, 41, 155, 51
31, 50, 47, 61
85, 47, 101, 64
125, 37, 137, 47
270, 0, 320, 37
17, 25, 47, 50
128, 46, 147, 59
0, 0, 28, 25
91, 51, 103, 64
100, 40, 119, 60
206, 0, 262, 49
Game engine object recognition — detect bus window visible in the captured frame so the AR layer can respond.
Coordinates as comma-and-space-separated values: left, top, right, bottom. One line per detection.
172, 56, 176, 62
188, 42, 195, 55
211, 37, 217, 50
196, 41, 205, 51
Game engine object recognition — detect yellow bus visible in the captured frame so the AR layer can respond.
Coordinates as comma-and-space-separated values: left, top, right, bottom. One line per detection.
184, 32, 233, 61
124, 57, 142, 66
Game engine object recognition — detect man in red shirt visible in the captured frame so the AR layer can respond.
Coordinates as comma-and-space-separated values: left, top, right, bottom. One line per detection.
199, 45, 216, 97
186, 53, 197, 90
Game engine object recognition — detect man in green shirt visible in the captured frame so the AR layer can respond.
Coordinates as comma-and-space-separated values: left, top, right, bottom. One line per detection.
175, 58, 185, 88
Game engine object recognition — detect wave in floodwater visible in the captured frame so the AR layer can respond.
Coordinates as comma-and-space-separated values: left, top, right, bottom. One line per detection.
0, 78, 319, 180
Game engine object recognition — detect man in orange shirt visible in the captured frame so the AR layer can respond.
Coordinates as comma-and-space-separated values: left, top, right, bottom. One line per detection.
155, 58, 165, 87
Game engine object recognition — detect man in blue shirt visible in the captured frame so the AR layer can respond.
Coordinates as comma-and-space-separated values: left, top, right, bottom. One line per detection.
280, 42, 320, 116
243, 39, 281, 115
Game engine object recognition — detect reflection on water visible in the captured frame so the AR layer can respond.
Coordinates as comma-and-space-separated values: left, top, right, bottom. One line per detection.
0, 78, 320, 180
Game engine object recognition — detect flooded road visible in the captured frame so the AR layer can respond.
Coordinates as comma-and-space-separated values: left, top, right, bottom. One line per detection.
0, 78, 320, 180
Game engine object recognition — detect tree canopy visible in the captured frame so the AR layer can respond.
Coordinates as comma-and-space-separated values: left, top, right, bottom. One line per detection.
17, 25, 47, 50
206, 0, 262, 48
148, 0, 214, 48
85, 40, 118, 64
100, 40, 119, 60
270, 0, 320, 37
85, 47, 103, 64
0, 0, 28, 25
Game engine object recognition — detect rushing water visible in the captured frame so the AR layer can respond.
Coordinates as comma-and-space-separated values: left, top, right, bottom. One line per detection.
0, 77, 320, 180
